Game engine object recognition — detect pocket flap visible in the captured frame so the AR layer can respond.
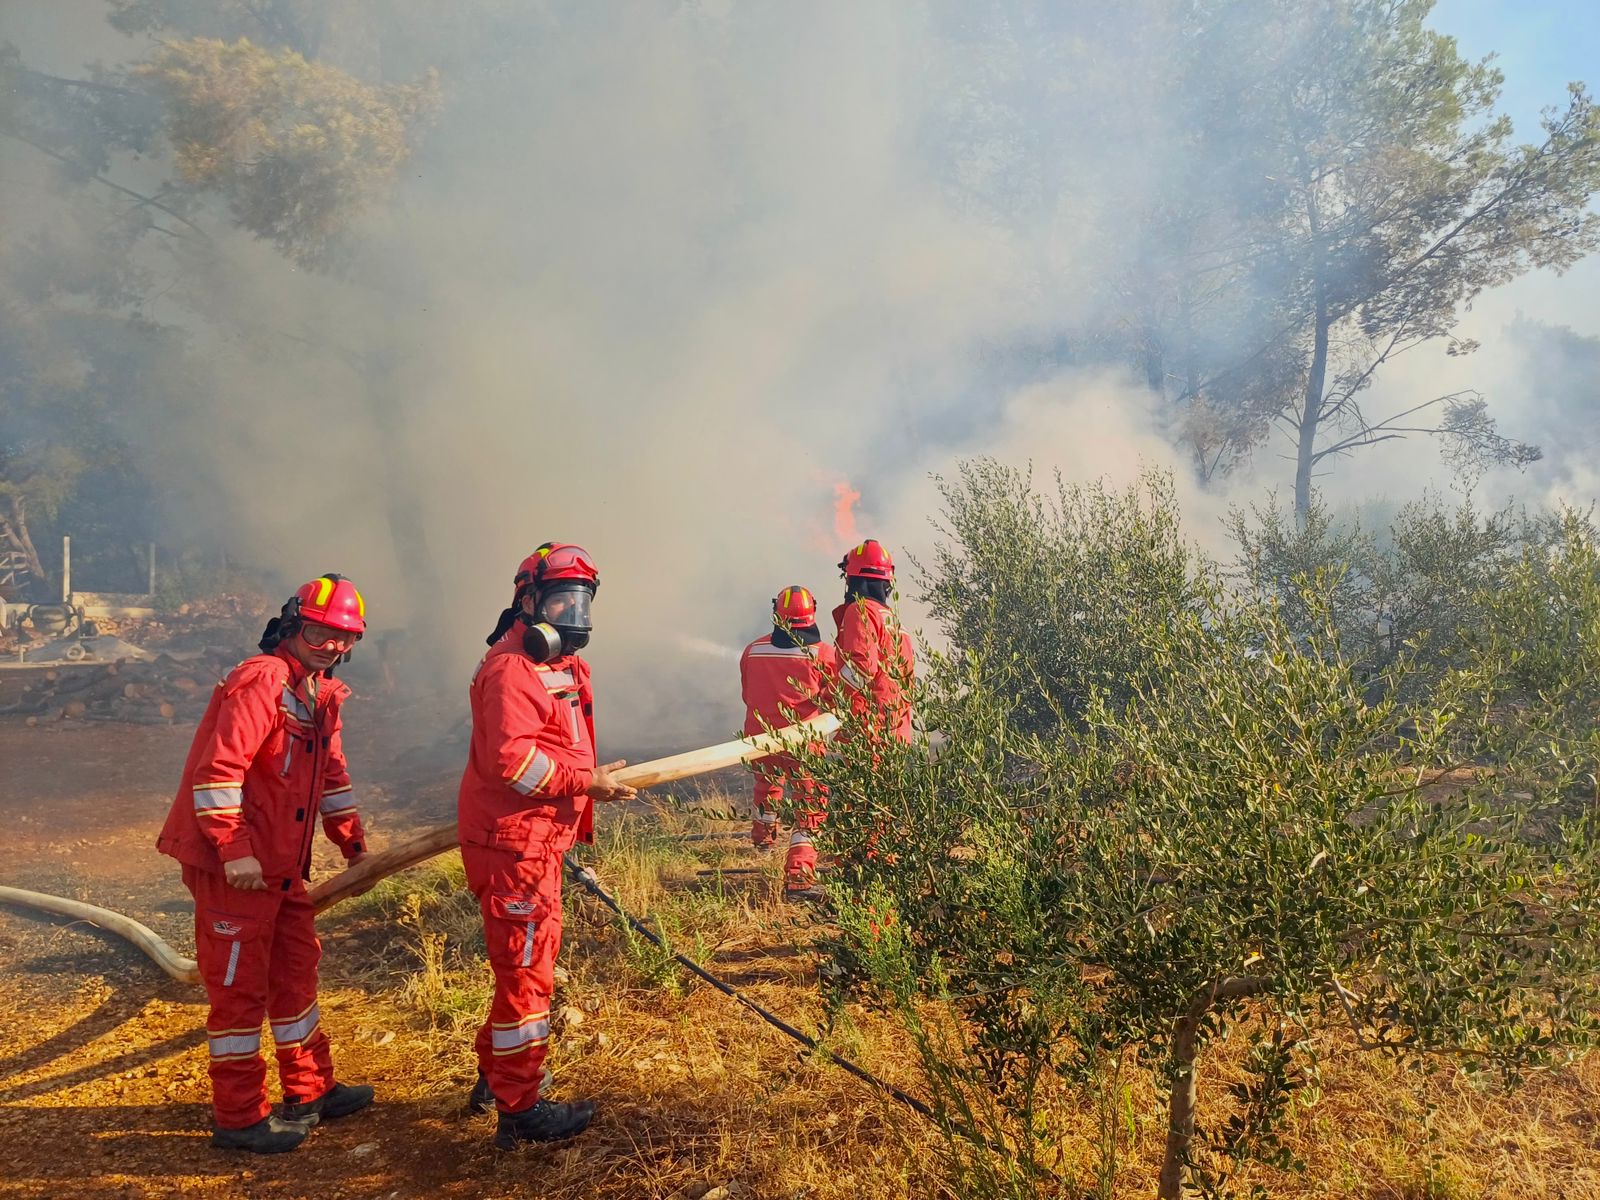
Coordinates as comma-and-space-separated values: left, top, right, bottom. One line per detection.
202, 910, 263, 942
488, 892, 545, 923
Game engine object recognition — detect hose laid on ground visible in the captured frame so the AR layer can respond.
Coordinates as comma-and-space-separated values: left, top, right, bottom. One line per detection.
561, 855, 938, 1122
562, 857, 1045, 1173
0, 885, 201, 983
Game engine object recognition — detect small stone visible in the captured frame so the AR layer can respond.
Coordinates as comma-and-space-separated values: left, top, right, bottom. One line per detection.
350, 1142, 380, 1157
559, 1005, 585, 1029
372, 1031, 395, 1047
553, 965, 572, 985
595, 1031, 612, 1049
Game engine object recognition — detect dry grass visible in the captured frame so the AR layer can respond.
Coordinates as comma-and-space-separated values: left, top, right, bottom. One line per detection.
318, 789, 1600, 1199
6, 786, 1594, 1198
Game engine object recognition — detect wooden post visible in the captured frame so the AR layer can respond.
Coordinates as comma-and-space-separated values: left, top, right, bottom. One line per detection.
147, 542, 157, 596
61, 535, 70, 604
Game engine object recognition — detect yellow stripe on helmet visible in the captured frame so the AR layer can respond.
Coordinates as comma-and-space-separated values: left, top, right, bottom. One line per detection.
313, 577, 336, 606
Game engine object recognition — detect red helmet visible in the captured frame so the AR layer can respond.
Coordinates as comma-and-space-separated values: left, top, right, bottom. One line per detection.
514, 542, 600, 598
773, 585, 819, 629
839, 539, 894, 581
291, 575, 366, 634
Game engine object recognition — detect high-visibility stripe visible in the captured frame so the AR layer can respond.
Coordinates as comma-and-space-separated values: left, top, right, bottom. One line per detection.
193, 782, 245, 812
208, 1031, 262, 1059
789, 830, 813, 847
536, 670, 575, 689
747, 644, 813, 658
270, 1002, 321, 1046
838, 662, 868, 693
280, 687, 314, 723
490, 1013, 551, 1054
520, 919, 536, 967
509, 749, 556, 797
319, 787, 357, 816
223, 940, 242, 986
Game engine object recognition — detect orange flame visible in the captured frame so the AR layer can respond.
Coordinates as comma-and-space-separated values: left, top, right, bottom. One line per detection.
833, 479, 861, 545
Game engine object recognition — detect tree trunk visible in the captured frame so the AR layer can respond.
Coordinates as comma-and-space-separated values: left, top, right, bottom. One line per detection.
1293, 286, 1329, 527
0, 493, 48, 588
1157, 977, 1269, 1200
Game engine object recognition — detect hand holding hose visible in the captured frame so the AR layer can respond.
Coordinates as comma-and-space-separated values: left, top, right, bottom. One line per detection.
586, 760, 637, 803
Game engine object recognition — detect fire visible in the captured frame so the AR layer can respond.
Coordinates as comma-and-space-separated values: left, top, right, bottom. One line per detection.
833, 480, 861, 544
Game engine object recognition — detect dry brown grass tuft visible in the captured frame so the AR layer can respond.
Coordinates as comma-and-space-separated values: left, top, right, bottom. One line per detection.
11, 787, 1589, 1197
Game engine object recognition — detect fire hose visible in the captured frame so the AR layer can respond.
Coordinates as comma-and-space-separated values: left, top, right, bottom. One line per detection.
0, 714, 838, 985
0, 710, 1033, 1166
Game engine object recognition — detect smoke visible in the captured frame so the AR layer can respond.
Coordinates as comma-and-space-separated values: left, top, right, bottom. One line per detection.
3, 1, 1597, 754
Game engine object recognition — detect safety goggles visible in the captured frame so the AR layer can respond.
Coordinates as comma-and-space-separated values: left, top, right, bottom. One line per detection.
299, 621, 363, 651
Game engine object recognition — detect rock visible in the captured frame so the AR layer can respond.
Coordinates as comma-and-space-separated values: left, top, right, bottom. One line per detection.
595, 1031, 612, 1049
372, 1031, 395, 1047
350, 1142, 380, 1157
553, 965, 572, 985
558, 1005, 585, 1028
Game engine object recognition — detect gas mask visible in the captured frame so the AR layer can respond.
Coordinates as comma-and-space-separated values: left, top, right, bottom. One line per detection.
521, 583, 595, 662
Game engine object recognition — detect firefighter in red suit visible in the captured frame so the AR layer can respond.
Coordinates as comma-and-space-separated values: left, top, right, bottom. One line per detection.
458, 543, 637, 1148
156, 574, 376, 1154
833, 540, 915, 744
739, 586, 837, 898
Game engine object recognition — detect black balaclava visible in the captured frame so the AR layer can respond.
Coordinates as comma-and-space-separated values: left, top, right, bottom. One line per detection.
844, 577, 892, 606
772, 623, 823, 649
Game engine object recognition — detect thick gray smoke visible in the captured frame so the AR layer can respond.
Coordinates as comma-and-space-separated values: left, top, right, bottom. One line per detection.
3, 1, 1595, 753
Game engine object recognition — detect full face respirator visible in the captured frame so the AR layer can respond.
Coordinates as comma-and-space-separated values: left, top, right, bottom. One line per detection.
520, 581, 595, 663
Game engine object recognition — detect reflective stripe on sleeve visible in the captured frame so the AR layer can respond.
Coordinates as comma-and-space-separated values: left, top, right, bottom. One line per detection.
193, 782, 245, 812
838, 662, 868, 693
509, 748, 557, 797
319, 785, 357, 816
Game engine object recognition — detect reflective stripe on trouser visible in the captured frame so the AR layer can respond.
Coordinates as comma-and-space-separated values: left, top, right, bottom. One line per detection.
183, 865, 337, 1129
462, 833, 577, 1114
751, 764, 781, 846
785, 828, 819, 887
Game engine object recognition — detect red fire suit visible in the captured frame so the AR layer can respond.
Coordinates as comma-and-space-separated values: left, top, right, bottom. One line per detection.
833, 598, 915, 744
739, 635, 837, 881
457, 629, 598, 1114
156, 646, 367, 1129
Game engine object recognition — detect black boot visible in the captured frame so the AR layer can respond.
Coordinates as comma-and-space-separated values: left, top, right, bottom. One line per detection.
494, 1098, 596, 1148
282, 1082, 375, 1125
466, 1067, 553, 1115
211, 1115, 310, 1154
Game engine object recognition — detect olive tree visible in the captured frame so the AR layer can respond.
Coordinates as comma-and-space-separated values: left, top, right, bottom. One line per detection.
808, 468, 1600, 1199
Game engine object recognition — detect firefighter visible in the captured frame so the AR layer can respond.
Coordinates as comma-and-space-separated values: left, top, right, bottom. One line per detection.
739, 586, 837, 899
833, 539, 915, 744
156, 574, 376, 1153
457, 543, 637, 1148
